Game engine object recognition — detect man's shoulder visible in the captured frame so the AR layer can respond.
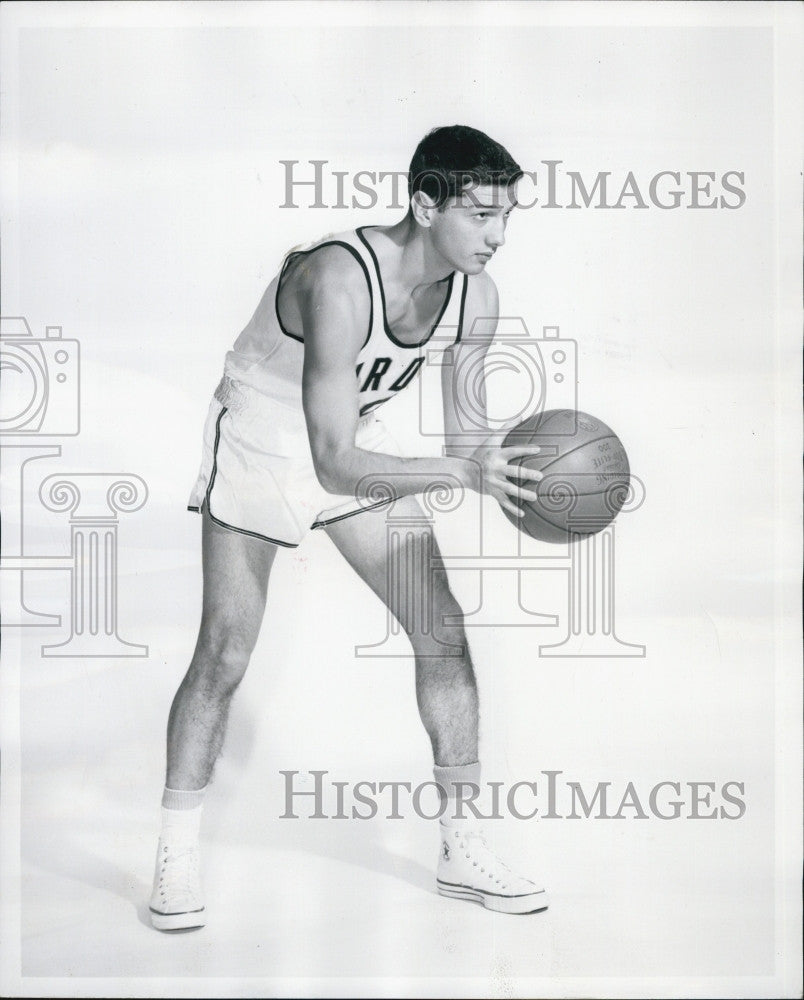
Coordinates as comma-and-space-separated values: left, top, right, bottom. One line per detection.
451, 271, 499, 345
290, 237, 368, 294
464, 269, 499, 316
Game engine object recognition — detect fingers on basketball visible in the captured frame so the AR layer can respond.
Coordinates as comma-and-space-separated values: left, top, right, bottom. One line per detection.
504, 463, 543, 483
501, 499, 525, 518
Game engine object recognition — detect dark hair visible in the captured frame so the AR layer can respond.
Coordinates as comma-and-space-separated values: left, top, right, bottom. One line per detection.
408, 125, 522, 208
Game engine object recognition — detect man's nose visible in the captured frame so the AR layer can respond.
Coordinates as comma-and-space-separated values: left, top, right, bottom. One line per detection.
488, 218, 506, 248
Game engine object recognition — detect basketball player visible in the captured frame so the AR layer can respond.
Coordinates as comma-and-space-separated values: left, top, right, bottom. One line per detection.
150, 125, 549, 930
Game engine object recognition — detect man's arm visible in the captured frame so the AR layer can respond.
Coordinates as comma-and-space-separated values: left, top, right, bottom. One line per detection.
440, 272, 543, 517
441, 271, 502, 457
300, 249, 539, 512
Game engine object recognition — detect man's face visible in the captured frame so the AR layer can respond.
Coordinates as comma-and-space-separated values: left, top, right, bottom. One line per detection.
427, 182, 518, 275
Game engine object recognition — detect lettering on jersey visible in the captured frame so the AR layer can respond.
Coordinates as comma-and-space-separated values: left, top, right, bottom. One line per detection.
356, 356, 426, 395
389, 356, 425, 391
360, 357, 392, 392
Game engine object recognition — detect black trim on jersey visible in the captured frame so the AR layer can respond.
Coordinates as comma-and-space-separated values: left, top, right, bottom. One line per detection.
201, 406, 299, 548
455, 274, 469, 343
274, 253, 304, 343
356, 226, 455, 350
275, 240, 374, 349
311, 496, 394, 530
359, 396, 391, 416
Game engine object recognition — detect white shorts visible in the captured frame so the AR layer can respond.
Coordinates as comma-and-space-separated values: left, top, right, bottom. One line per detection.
187, 376, 400, 547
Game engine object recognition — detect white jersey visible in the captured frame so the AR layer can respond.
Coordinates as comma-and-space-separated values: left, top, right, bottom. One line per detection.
222, 227, 469, 415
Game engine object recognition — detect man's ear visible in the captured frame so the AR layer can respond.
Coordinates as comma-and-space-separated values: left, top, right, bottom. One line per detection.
410, 190, 439, 228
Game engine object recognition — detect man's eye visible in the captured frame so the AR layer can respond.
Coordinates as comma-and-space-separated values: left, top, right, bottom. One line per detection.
475, 212, 489, 219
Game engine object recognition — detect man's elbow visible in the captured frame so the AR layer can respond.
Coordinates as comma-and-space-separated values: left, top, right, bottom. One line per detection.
310, 445, 350, 495
310, 449, 335, 493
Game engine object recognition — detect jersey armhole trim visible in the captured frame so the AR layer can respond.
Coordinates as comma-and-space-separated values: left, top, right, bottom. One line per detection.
455, 274, 469, 343
275, 241, 373, 349
356, 226, 455, 350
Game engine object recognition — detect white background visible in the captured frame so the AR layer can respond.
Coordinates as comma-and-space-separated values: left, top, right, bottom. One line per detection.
1, 2, 801, 997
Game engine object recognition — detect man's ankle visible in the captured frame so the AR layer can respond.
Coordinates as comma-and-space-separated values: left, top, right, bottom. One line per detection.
160, 785, 206, 844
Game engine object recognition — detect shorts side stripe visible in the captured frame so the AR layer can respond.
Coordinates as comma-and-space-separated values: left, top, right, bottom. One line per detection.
311, 497, 394, 529
205, 507, 299, 547
202, 406, 299, 548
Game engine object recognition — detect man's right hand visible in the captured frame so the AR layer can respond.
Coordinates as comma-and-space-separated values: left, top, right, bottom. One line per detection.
463, 443, 544, 519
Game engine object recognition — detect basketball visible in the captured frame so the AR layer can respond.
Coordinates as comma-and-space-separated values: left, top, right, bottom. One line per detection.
501, 409, 630, 543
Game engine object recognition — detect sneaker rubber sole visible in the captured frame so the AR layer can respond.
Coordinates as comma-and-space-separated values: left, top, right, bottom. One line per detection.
437, 879, 549, 914
149, 906, 206, 931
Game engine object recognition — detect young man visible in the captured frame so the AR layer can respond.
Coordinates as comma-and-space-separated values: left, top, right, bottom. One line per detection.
150, 125, 548, 931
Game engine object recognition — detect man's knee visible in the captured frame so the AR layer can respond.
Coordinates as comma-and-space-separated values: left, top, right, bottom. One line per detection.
410, 583, 467, 652
191, 620, 256, 695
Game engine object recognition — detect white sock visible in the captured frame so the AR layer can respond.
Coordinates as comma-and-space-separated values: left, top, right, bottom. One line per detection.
433, 762, 482, 825
160, 786, 206, 845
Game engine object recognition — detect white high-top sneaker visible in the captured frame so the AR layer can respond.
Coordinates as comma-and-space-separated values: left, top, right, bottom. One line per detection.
436, 820, 548, 914
149, 838, 206, 931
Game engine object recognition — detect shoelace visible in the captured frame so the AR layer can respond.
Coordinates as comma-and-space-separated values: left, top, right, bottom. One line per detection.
452, 828, 517, 889
157, 846, 200, 904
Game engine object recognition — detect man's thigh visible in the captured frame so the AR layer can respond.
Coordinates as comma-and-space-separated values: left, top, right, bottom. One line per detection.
197, 508, 278, 650
323, 496, 459, 643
